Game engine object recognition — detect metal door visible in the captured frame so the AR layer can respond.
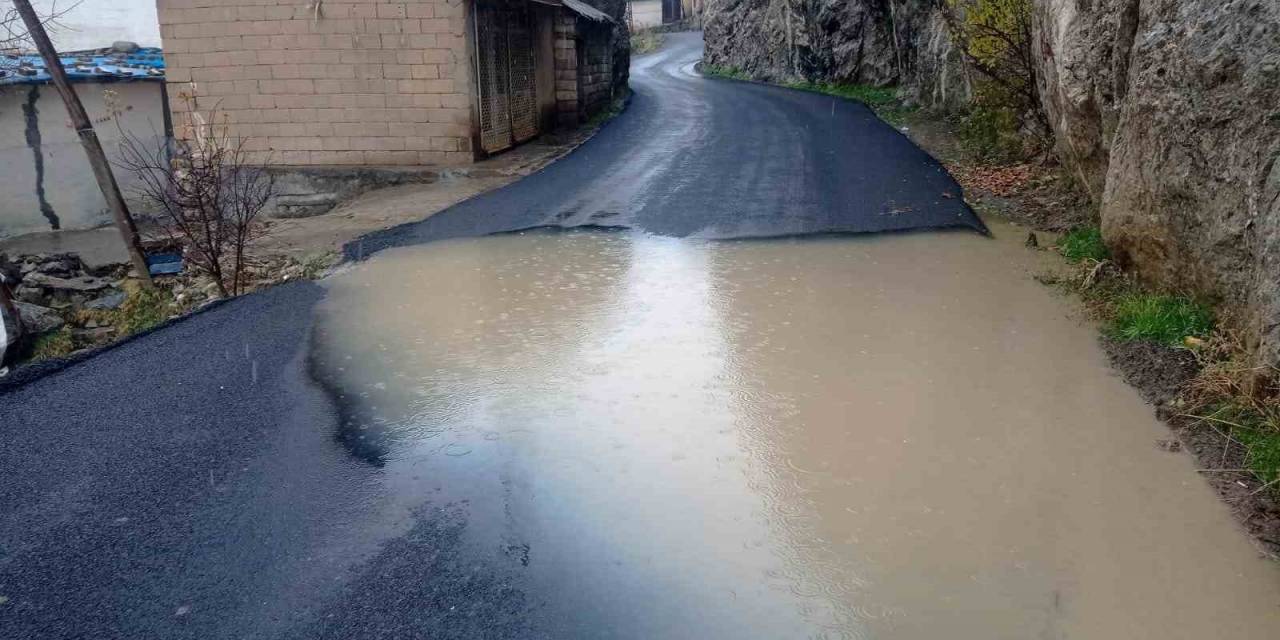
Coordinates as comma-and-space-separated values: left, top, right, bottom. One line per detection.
475, 0, 538, 154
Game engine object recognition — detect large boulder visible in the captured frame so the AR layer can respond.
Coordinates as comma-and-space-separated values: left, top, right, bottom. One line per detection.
1032, 0, 1141, 204
1101, 0, 1280, 366
703, 0, 897, 85
703, 0, 970, 108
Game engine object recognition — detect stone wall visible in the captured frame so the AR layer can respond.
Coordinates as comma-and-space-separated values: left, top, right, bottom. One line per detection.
577, 22, 615, 118
552, 8, 627, 127
155, 0, 475, 167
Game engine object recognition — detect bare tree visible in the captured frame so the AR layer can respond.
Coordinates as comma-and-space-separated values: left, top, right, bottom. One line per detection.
2, 1, 76, 51
113, 89, 276, 297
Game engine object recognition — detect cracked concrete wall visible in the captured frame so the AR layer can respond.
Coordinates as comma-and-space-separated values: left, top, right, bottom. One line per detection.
0, 82, 167, 240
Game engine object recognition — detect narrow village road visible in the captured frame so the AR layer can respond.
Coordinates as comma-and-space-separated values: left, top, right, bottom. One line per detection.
6, 32, 1279, 640
351, 31, 984, 257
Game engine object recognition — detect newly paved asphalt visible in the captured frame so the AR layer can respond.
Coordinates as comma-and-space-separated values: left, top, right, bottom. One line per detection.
0, 33, 981, 639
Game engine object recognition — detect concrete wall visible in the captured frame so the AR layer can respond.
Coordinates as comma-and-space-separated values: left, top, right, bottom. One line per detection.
155, 0, 476, 167
630, 0, 662, 28
0, 82, 167, 240
33, 0, 162, 50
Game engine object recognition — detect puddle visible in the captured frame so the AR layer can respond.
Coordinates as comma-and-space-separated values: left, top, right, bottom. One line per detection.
310, 221, 1280, 638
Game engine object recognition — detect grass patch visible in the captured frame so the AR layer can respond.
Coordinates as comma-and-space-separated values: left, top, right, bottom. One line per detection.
1193, 403, 1280, 488
1108, 293, 1214, 346
298, 252, 338, 280
700, 64, 751, 81
631, 29, 664, 55
782, 81, 916, 126
113, 281, 174, 335
1056, 226, 1108, 263
1240, 428, 1280, 487
783, 81, 896, 108
30, 327, 76, 360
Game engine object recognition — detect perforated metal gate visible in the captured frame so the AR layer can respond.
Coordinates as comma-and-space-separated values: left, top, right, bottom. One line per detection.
475, 0, 539, 154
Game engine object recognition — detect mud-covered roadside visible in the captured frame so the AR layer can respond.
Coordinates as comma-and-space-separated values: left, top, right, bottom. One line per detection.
895, 108, 1280, 558
1104, 339, 1280, 556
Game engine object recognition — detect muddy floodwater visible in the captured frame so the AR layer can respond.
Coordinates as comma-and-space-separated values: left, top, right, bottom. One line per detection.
311, 221, 1280, 639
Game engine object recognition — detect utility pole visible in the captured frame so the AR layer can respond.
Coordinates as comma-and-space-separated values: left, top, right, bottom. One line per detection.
12, 0, 154, 287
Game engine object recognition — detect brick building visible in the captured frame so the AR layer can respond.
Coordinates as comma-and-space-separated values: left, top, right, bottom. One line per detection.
155, 0, 627, 167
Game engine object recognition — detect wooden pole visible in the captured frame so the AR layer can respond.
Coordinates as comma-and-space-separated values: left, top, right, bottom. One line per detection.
12, 0, 154, 287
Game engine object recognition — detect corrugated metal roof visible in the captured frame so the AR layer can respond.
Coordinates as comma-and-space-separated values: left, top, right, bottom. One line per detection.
562, 0, 614, 23
0, 47, 165, 86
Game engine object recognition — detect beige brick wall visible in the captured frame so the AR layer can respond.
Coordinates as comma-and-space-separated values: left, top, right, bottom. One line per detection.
156, 0, 476, 166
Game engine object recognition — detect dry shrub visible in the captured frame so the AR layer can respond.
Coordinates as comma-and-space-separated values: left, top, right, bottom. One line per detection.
113, 87, 275, 297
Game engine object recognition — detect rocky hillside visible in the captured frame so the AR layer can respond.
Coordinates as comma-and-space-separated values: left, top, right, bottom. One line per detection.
704, 0, 1280, 369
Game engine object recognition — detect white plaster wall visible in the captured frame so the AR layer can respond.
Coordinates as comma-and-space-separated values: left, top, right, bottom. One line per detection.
631, 0, 662, 29
33, 0, 161, 51
0, 82, 166, 239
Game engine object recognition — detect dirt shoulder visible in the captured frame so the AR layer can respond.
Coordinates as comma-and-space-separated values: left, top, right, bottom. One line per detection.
896, 107, 1280, 558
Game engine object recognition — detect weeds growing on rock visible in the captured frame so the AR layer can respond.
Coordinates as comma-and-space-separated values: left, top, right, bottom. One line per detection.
113, 281, 174, 335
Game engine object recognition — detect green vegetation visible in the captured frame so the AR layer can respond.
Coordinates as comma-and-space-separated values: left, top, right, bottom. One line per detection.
940, 0, 1050, 162
956, 102, 1025, 162
700, 64, 750, 81
1108, 294, 1214, 346
1056, 226, 1108, 263
782, 81, 917, 126
631, 29, 664, 55
113, 281, 174, 335
30, 327, 76, 360
1194, 403, 1280, 489
587, 91, 630, 127
783, 81, 895, 108
299, 252, 338, 280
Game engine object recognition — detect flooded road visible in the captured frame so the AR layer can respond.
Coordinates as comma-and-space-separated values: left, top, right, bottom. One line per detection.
313, 221, 1280, 639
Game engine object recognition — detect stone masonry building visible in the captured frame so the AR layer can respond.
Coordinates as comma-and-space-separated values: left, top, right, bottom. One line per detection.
155, 0, 627, 167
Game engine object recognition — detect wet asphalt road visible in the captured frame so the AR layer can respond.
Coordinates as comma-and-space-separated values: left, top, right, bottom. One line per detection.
0, 33, 981, 639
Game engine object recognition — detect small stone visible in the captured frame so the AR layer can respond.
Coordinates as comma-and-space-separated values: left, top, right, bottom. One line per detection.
85, 291, 126, 310
23, 272, 111, 293
14, 285, 43, 304
14, 301, 64, 334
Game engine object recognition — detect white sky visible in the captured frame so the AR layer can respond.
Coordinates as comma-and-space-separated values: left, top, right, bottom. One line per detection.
34, 0, 162, 51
